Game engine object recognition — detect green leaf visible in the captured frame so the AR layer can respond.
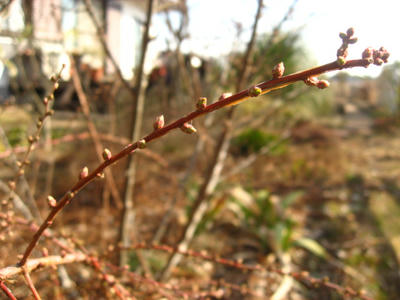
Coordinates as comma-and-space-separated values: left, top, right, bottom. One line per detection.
294, 237, 328, 259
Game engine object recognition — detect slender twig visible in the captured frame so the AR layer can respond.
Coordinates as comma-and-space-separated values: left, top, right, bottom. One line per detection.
0, 280, 16, 300
121, 243, 373, 300
18, 48, 387, 266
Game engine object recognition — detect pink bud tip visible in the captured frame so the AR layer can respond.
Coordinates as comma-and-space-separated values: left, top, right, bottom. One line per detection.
180, 122, 197, 134
153, 115, 165, 130
317, 80, 330, 89
219, 93, 233, 101
80, 166, 89, 179
47, 195, 57, 208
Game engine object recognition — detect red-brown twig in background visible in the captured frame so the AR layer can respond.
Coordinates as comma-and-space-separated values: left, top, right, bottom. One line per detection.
0, 280, 17, 300
120, 243, 372, 300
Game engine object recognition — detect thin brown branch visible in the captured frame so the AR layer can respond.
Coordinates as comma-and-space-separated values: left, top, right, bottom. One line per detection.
17, 52, 384, 266
122, 243, 373, 300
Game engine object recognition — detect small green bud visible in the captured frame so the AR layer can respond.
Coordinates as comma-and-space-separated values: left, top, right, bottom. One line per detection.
180, 122, 197, 134
248, 86, 262, 97
137, 139, 146, 149
196, 97, 207, 110
102, 148, 112, 160
337, 56, 346, 66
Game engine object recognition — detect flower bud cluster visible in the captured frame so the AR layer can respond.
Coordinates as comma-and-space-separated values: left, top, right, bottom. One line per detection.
362, 46, 390, 66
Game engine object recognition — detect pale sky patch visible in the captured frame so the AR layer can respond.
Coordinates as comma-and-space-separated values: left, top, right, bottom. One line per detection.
150, 0, 399, 77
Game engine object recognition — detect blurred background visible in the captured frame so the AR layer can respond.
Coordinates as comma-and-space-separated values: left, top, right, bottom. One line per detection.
0, 0, 399, 299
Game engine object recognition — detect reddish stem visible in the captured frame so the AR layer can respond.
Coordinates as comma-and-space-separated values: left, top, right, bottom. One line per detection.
18, 58, 371, 266
0, 281, 16, 300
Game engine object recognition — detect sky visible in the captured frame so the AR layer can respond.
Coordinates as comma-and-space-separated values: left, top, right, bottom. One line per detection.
151, 0, 399, 77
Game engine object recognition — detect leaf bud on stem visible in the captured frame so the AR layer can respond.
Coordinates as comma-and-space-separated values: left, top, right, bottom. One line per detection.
47, 195, 57, 208
102, 148, 112, 161
137, 139, 146, 149
248, 86, 262, 97
180, 122, 197, 134
153, 115, 165, 130
196, 97, 207, 110
79, 166, 89, 179
272, 62, 285, 78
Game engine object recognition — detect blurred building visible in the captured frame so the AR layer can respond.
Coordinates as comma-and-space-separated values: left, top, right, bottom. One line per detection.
0, 0, 149, 83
